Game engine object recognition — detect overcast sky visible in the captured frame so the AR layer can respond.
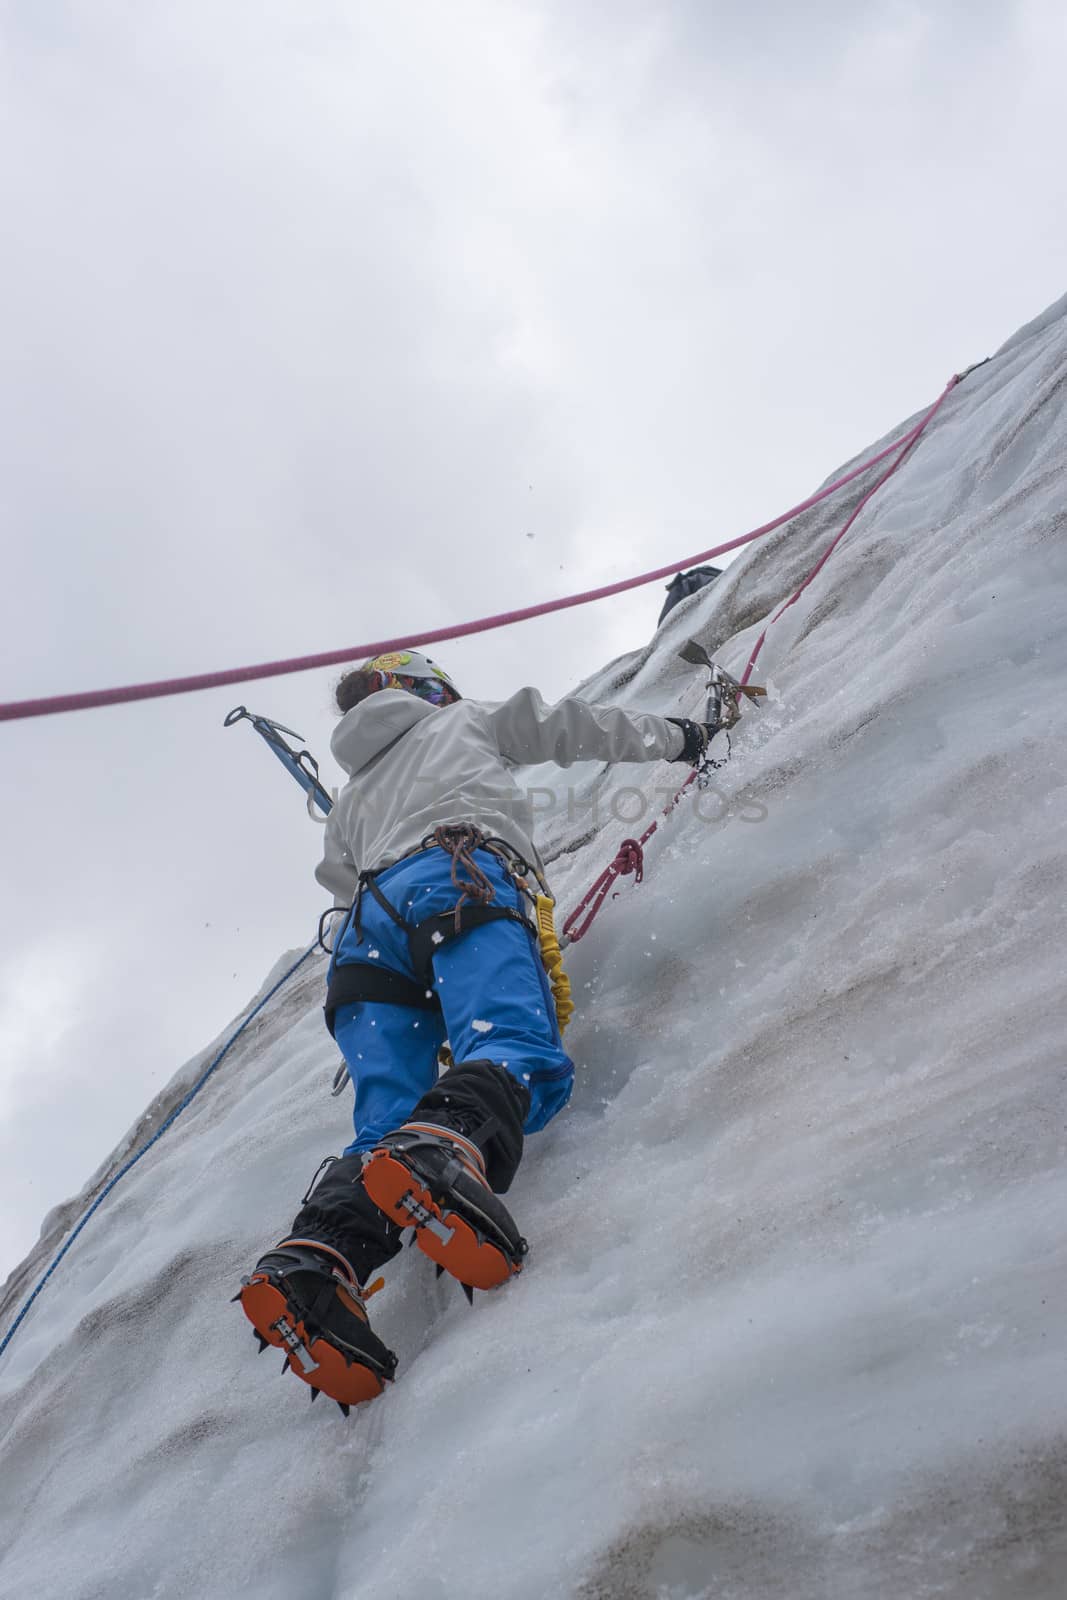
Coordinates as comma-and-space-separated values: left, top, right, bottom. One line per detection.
1, 0, 1064, 1284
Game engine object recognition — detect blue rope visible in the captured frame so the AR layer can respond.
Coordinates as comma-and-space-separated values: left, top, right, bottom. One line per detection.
0, 941, 319, 1362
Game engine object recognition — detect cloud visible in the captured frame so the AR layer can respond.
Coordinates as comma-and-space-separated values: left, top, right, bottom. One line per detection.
0, 941, 96, 1109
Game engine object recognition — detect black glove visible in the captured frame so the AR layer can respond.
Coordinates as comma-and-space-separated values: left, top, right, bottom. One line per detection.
666, 717, 716, 767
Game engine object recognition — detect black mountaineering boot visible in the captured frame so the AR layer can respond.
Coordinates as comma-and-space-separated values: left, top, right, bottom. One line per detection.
361, 1059, 531, 1294
237, 1239, 397, 1414
359, 1054, 533, 1296
362, 1122, 528, 1292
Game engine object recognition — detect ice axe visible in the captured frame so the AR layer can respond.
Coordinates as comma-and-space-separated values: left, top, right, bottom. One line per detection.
678, 640, 765, 736
224, 705, 334, 821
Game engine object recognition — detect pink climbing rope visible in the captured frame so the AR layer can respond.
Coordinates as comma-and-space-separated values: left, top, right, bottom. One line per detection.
2, 410, 951, 725
561, 374, 961, 944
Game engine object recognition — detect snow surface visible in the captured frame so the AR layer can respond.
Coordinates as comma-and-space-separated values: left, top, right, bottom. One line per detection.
2, 297, 1067, 1599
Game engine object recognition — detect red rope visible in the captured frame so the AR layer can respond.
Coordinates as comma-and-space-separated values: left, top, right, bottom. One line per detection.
562, 376, 960, 944
2, 416, 948, 724
563, 783, 689, 944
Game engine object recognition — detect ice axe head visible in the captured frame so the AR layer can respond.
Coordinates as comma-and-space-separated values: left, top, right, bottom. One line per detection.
678, 640, 764, 733
679, 640, 764, 704
678, 639, 716, 671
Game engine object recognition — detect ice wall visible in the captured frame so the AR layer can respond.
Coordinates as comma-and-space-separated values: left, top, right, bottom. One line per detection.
1, 297, 1066, 1600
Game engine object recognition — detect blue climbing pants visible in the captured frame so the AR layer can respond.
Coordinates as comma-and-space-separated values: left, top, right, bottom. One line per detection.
330, 848, 574, 1156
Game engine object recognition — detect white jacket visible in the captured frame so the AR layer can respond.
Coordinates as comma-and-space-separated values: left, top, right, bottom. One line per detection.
315, 686, 685, 904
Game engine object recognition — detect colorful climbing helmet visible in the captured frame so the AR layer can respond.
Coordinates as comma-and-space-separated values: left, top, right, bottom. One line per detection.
362, 649, 461, 705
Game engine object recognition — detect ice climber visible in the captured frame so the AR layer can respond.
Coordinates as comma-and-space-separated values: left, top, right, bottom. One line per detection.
237, 648, 728, 1411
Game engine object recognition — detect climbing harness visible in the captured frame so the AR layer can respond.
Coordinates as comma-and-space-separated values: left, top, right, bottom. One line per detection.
224, 706, 333, 820
323, 827, 575, 1095
325, 825, 574, 1043
356, 831, 524, 974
